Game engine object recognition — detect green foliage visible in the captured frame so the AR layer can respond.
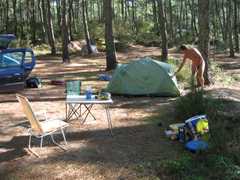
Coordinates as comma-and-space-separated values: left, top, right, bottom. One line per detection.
167, 58, 192, 86
134, 21, 160, 46
174, 89, 208, 122
171, 81, 240, 179
89, 21, 105, 41
159, 154, 240, 180
33, 44, 51, 56
161, 154, 193, 177
210, 60, 235, 85
135, 32, 160, 47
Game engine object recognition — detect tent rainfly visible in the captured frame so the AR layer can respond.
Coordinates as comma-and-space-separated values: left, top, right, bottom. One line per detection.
106, 57, 180, 97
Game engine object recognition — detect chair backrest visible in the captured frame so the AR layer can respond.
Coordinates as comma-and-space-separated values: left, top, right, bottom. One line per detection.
16, 94, 43, 134
66, 80, 81, 95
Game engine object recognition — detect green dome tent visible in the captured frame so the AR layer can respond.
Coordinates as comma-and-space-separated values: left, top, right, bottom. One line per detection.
106, 57, 180, 97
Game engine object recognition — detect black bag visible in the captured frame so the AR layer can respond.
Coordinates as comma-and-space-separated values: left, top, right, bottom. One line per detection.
26, 77, 41, 88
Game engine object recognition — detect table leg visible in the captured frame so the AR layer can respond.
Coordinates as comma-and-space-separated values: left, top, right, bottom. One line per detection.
65, 103, 68, 121
105, 104, 113, 136
81, 104, 96, 124
66, 103, 82, 121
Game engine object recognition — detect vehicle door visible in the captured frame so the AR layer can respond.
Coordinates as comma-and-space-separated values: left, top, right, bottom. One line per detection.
22, 48, 36, 78
0, 50, 25, 92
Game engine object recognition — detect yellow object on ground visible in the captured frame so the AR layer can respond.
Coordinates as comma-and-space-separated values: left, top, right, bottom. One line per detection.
196, 119, 209, 134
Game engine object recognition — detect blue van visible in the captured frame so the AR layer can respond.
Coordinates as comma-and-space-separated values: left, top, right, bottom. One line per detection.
0, 34, 36, 92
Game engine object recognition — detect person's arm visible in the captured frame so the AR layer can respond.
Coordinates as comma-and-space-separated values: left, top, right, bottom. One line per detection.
174, 56, 186, 76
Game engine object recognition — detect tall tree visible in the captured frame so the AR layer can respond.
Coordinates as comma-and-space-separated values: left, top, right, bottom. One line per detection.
104, 0, 117, 71
227, 0, 235, 57
5, 0, 9, 32
198, 0, 210, 85
234, 0, 239, 52
61, 0, 70, 63
68, 0, 74, 41
46, 0, 56, 55
30, 0, 36, 44
157, 0, 168, 61
82, 0, 93, 54
12, 0, 17, 35
38, 0, 47, 42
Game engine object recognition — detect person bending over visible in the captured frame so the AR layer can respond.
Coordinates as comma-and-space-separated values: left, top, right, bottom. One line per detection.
174, 45, 205, 88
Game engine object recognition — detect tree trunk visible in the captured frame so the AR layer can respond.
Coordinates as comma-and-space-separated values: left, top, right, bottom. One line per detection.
234, 0, 239, 52
97, 0, 102, 22
12, 0, 17, 35
46, 0, 56, 55
228, 0, 235, 57
61, 0, 70, 63
198, 0, 210, 85
121, 0, 124, 20
5, 0, 9, 32
30, 0, 36, 44
104, 0, 117, 71
152, 0, 159, 34
68, 0, 74, 41
131, 0, 137, 34
157, 0, 168, 61
168, 0, 174, 43
38, 0, 47, 42
19, 0, 24, 39
56, 0, 62, 31
221, 0, 227, 48
82, 0, 92, 54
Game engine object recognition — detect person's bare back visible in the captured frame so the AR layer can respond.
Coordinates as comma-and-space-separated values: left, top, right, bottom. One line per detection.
183, 48, 204, 66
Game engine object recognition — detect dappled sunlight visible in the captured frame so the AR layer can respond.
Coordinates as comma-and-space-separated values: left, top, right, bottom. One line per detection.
0, 95, 177, 168
0, 123, 182, 179
0, 43, 239, 179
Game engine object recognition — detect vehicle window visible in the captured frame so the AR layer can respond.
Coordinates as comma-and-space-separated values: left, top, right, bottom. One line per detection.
0, 52, 23, 68
0, 41, 8, 49
25, 51, 33, 64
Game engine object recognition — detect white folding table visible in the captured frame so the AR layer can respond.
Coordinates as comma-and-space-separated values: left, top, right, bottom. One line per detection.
65, 95, 113, 135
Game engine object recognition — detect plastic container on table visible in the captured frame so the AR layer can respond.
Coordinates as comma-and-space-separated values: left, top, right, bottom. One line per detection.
85, 86, 93, 100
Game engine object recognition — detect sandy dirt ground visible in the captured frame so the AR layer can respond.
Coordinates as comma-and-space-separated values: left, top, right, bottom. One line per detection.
0, 45, 239, 179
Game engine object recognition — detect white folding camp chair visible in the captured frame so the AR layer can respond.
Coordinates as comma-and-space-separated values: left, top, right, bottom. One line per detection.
16, 94, 69, 156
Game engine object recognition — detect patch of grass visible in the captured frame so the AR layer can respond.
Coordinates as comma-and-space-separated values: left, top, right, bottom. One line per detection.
167, 58, 192, 87
210, 61, 235, 85
174, 89, 209, 122
170, 84, 240, 179
158, 153, 240, 180
33, 44, 51, 56
232, 74, 240, 81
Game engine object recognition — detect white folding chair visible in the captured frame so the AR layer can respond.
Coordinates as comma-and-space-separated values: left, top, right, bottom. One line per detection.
16, 94, 69, 156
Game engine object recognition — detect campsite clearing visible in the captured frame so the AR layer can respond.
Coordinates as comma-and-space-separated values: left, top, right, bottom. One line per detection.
0, 45, 239, 179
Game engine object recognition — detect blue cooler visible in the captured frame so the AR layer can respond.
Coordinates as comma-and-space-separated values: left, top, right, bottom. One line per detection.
185, 140, 208, 153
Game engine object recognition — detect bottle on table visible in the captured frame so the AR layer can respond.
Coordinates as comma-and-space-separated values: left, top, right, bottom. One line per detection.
85, 86, 92, 99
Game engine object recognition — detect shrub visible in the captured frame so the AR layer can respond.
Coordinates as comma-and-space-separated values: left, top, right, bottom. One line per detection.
174, 89, 208, 122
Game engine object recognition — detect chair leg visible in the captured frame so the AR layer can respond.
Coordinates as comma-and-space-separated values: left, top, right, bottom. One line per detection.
28, 134, 32, 149
50, 133, 67, 151
50, 134, 57, 144
61, 128, 67, 145
40, 137, 43, 148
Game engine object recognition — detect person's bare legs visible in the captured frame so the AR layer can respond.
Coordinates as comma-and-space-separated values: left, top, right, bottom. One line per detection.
197, 62, 205, 89
191, 65, 197, 89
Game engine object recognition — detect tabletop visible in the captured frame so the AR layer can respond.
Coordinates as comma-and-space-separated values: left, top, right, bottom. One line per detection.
66, 95, 113, 104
